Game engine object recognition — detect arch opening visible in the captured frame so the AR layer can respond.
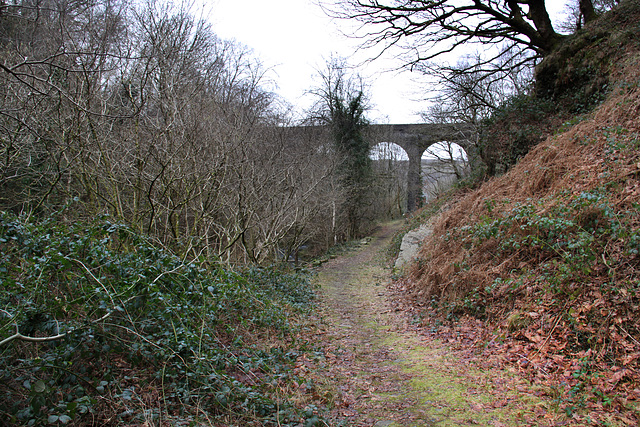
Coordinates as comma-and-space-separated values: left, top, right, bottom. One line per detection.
369, 142, 409, 218
369, 142, 409, 161
421, 141, 470, 203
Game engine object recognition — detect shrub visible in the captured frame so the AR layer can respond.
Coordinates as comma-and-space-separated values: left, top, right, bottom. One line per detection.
480, 94, 560, 175
0, 211, 316, 425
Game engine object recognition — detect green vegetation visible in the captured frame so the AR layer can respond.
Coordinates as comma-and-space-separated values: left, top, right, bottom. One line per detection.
456, 187, 638, 306
480, 94, 562, 175
0, 209, 318, 425
330, 88, 373, 238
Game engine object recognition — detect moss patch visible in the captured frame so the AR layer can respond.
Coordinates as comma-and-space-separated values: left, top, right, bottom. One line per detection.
384, 332, 547, 426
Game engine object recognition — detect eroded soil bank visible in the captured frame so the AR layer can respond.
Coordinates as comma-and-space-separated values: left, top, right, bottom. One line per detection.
308, 221, 552, 427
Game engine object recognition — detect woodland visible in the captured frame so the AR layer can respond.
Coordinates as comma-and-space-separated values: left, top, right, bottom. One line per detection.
1, 0, 640, 425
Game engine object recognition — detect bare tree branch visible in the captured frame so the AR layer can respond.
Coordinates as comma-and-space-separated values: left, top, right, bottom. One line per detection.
324, 0, 579, 72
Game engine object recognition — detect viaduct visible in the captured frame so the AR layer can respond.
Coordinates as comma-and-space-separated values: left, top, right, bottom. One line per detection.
285, 123, 477, 212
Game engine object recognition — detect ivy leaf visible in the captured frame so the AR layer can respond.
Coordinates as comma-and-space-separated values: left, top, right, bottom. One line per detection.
34, 380, 46, 393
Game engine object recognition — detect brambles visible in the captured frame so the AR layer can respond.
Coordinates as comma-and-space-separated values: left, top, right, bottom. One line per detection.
0, 211, 317, 425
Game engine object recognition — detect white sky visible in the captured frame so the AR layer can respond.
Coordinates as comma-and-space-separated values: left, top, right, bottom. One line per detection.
209, 0, 571, 125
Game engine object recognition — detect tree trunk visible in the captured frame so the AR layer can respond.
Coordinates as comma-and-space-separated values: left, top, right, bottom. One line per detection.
527, 0, 564, 53
579, 0, 598, 24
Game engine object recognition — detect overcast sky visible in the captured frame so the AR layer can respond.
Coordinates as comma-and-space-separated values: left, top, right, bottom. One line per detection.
209, 0, 571, 125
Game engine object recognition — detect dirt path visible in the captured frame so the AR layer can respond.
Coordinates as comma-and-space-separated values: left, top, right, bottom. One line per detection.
310, 221, 548, 427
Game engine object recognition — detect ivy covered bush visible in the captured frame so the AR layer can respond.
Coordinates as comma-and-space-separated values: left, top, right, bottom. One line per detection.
480, 94, 562, 176
0, 211, 316, 426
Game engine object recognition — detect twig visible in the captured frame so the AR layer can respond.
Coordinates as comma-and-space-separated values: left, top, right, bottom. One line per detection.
101, 322, 187, 366
0, 331, 70, 346
0, 309, 113, 347
516, 352, 549, 376
69, 257, 116, 306
531, 314, 563, 358
619, 325, 640, 347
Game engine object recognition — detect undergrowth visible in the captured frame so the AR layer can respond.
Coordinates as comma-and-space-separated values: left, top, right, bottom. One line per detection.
404, 115, 640, 422
0, 211, 319, 426
394, 4, 640, 423
449, 187, 640, 318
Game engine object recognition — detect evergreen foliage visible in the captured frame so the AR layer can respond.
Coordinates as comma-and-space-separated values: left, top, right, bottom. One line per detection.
329, 90, 373, 238
0, 210, 317, 425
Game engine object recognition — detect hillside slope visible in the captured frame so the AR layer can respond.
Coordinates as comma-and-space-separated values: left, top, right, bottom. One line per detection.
401, 3, 640, 424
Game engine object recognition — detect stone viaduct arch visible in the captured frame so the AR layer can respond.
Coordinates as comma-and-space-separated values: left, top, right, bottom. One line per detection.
283, 123, 477, 212
366, 124, 476, 211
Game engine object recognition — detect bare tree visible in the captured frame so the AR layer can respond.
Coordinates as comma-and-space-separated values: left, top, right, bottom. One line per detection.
326, 0, 601, 72
0, 0, 356, 266
0, 0, 129, 213
421, 51, 532, 124
417, 50, 533, 172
